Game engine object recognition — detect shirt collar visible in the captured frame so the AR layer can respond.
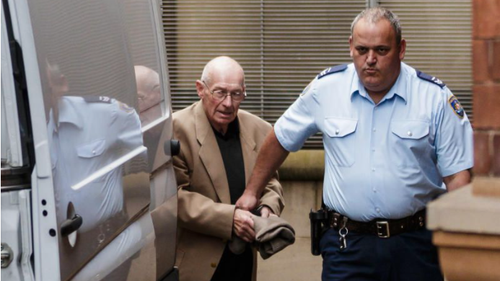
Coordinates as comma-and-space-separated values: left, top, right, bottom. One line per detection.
350, 62, 407, 104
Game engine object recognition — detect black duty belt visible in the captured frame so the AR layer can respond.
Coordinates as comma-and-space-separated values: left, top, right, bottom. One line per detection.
327, 209, 426, 238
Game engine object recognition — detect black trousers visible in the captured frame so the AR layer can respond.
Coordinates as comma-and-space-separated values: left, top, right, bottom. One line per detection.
320, 228, 443, 281
211, 244, 253, 281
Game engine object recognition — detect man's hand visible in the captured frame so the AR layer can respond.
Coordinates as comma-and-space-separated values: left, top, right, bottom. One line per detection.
236, 190, 259, 211
233, 209, 255, 242
237, 130, 289, 211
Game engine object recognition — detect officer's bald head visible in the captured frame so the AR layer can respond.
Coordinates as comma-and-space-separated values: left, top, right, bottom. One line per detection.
351, 7, 402, 45
200, 56, 245, 87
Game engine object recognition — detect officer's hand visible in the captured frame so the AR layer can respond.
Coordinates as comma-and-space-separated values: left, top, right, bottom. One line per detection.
259, 206, 275, 218
236, 190, 259, 211
233, 209, 255, 243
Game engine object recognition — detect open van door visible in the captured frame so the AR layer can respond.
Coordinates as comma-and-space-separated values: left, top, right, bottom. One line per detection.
1, 0, 178, 280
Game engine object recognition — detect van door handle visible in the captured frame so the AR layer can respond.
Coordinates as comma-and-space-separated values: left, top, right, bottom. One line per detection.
1, 243, 13, 268
165, 139, 180, 156
60, 214, 83, 237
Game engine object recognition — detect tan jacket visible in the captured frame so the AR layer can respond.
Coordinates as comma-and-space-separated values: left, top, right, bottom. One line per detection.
173, 102, 284, 281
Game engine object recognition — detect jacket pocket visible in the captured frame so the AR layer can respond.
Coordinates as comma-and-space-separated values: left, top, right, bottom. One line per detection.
323, 118, 357, 167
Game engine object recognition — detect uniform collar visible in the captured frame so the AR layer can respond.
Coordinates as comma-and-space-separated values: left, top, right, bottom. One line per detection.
350, 62, 407, 104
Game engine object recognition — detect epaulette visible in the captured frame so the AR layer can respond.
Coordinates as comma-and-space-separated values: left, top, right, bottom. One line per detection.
83, 96, 112, 103
317, 64, 347, 79
416, 70, 445, 88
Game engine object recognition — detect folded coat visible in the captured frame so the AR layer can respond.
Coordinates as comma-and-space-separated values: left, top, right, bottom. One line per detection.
229, 215, 295, 259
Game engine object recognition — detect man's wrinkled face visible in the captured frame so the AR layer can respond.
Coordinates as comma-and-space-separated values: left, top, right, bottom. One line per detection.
137, 70, 161, 125
197, 68, 245, 133
349, 18, 406, 97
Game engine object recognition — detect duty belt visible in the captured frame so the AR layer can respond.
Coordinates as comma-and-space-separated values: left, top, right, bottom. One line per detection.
327, 209, 426, 238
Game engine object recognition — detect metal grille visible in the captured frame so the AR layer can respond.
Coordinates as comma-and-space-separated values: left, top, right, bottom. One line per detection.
380, 0, 473, 120
161, 0, 472, 148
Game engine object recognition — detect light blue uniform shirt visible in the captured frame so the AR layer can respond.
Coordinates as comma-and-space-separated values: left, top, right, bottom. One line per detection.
275, 63, 473, 222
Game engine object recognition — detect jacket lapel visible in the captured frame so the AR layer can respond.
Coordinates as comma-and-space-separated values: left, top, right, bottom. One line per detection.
238, 113, 258, 185
195, 102, 231, 204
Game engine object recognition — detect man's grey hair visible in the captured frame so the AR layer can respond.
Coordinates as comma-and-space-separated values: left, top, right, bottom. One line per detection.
351, 7, 402, 44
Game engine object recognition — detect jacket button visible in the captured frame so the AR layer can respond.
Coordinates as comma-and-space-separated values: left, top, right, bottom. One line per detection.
211, 262, 217, 268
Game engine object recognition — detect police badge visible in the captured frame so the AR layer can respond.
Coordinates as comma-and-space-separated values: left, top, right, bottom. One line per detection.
448, 95, 464, 119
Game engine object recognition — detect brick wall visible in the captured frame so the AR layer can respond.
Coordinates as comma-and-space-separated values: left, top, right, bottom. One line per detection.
472, 0, 500, 177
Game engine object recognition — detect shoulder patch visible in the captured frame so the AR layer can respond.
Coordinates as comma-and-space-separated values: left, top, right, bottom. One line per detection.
317, 64, 347, 79
448, 95, 464, 119
83, 96, 112, 103
416, 70, 445, 88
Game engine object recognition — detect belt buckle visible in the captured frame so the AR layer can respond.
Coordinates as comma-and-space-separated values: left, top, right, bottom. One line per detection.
376, 221, 390, 238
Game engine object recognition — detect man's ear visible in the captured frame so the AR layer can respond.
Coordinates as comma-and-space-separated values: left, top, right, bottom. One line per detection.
349, 36, 354, 58
55, 74, 69, 94
61, 75, 69, 92
399, 38, 407, 60
195, 80, 205, 99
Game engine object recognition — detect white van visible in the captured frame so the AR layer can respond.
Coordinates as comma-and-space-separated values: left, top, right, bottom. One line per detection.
1, 0, 179, 280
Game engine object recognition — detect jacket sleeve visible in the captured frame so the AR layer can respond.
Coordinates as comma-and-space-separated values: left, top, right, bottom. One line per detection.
174, 150, 235, 240
259, 171, 285, 216
255, 119, 285, 216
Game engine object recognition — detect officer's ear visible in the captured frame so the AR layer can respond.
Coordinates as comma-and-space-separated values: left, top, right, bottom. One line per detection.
53, 73, 68, 95
348, 36, 354, 58
195, 80, 205, 99
398, 38, 406, 60
61, 74, 68, 93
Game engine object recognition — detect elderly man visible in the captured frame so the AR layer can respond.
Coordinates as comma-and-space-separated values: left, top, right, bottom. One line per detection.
134, 65, 162, 126
237, 7, 473, 281
173, 56, 284, 281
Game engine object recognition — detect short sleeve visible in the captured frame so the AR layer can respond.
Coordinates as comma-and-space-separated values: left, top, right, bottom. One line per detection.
274, 80, 319, 152
435, 89, 473, 177
116, 101, 143, 150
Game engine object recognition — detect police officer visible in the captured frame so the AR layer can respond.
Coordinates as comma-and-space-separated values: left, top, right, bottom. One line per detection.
46, 62, 143, 234
236, 7, 473, 281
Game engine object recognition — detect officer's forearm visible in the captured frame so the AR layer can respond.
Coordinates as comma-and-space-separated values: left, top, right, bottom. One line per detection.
246, 130, 289, 197
443, 169, 471, 192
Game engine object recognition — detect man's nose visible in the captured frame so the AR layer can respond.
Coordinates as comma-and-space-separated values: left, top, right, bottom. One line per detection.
366, 50, 377, 65
221, 94, 233, 106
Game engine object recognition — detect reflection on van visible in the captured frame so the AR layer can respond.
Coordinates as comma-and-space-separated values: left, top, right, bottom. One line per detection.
1, 0, 178, 280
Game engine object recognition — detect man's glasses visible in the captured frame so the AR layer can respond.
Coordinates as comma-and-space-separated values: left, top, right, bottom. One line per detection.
202, 80, 246, 102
